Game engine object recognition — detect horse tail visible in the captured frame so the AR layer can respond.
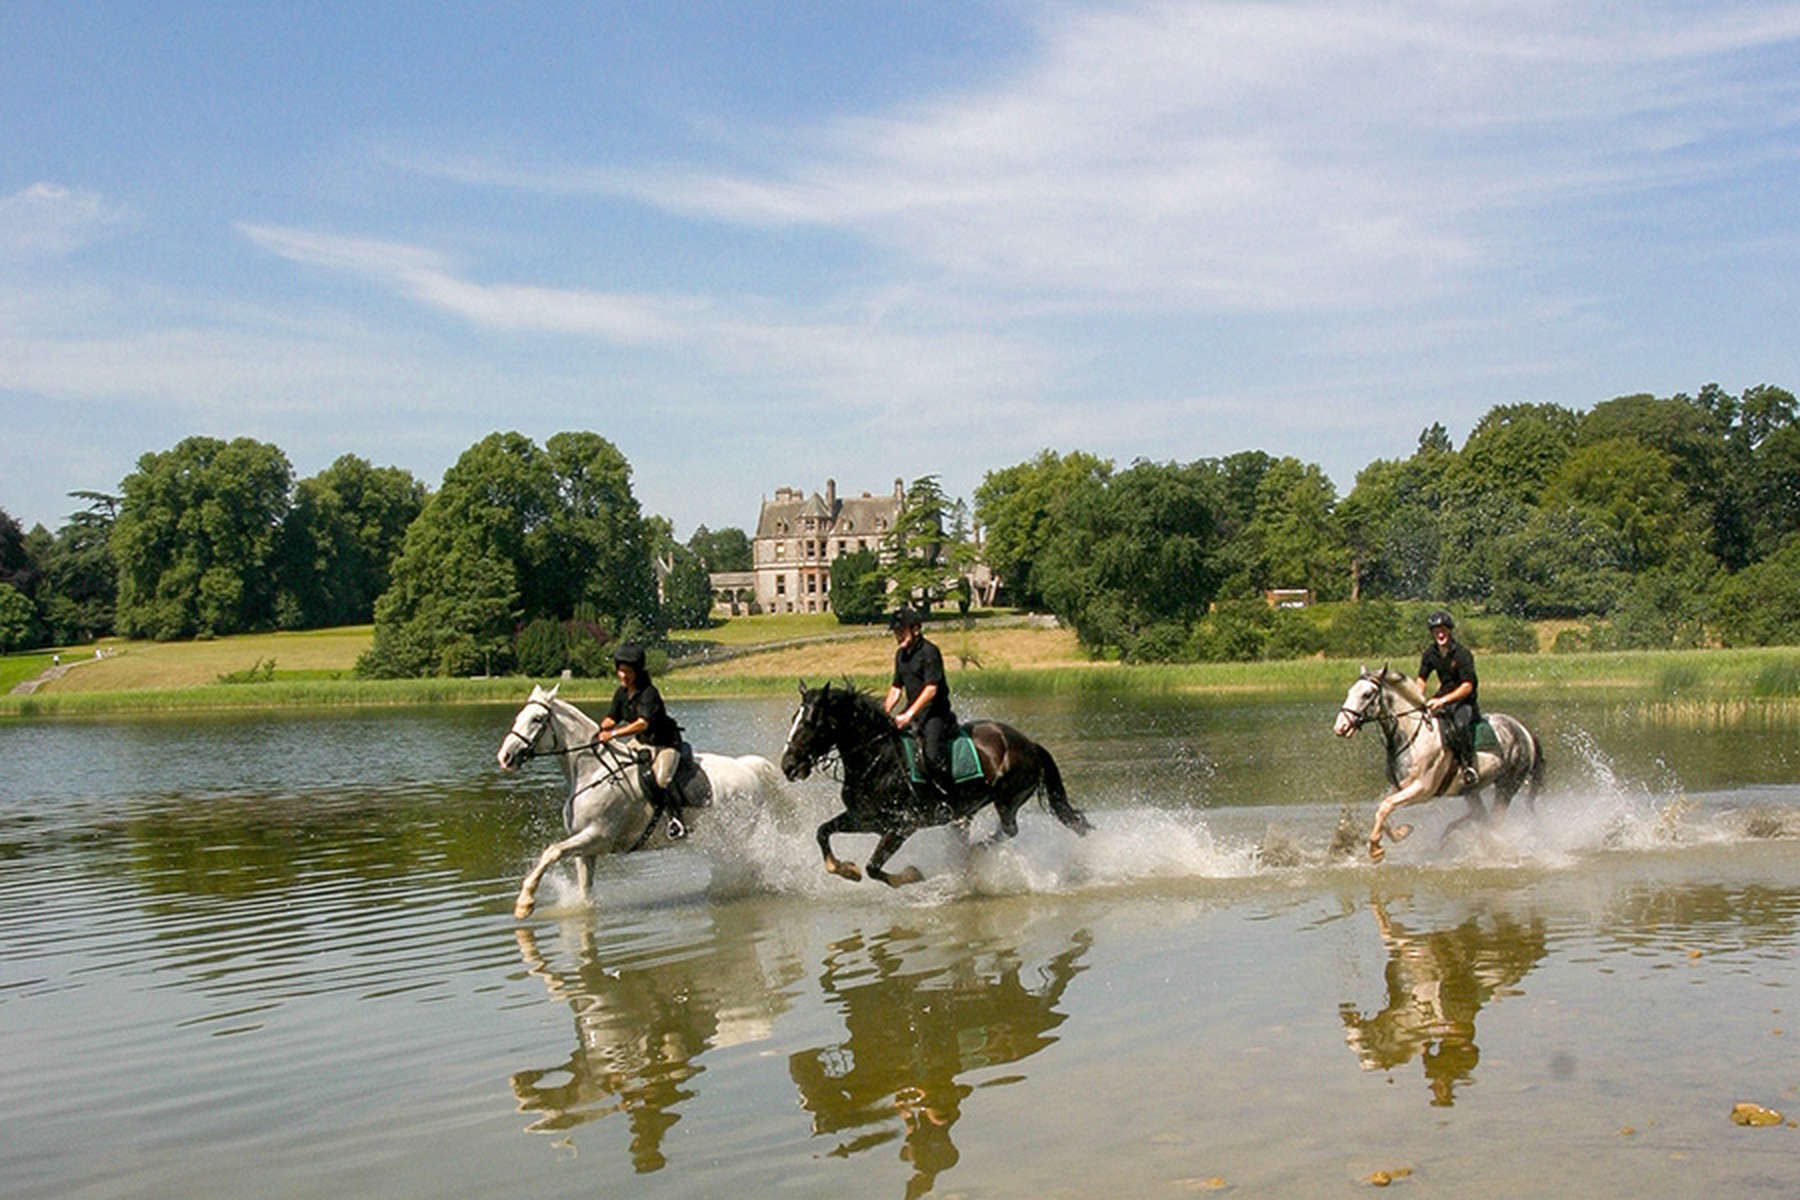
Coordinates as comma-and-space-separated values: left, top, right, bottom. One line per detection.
1037, 746, 1093, 835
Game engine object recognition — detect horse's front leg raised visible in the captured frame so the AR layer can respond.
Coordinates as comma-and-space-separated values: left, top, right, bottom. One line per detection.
818, 810, 877, 882
515, 827, 608, 918
1368, 770, 1442, 862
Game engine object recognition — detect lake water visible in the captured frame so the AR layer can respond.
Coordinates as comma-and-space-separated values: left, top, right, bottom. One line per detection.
3, 689, 1797, 1198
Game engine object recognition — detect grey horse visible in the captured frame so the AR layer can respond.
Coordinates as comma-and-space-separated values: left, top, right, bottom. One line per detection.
1333, 666, 1544, 861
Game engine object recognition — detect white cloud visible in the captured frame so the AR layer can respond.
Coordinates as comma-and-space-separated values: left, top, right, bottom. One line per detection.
0, 183, 128, 258
391, 2, 1800, 314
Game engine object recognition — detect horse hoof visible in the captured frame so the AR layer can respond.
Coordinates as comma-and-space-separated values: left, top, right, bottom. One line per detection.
1390, 823, 1413, 843
1368, 840, 1386, 863
827, 860, 863, 883
879, 866, 924, 888
513, 899, 535, 920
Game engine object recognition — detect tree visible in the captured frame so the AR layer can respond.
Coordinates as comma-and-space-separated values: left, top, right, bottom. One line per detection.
1712, 537, 1800, 646
829, 547, 887, 624
1238, 458, 1347, 600
1035, 458, 1224, 658
882, 474, 951, 612
1455, 403, 1580, 508
35, 492, 118, 643
277, 455, 426, 629
686, 525, 752, 572
540, 432, 658, 630
0, 508, 34, 596
112, 437, 293, 639
1545, 439, 1707, 576
661, 547, 715, 630
974, 450, 1112, 608
360, 431, 656, 677
0, 583, 34, 652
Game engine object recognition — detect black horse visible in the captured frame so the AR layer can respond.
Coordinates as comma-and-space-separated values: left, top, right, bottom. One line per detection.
780, 680, 1092, 887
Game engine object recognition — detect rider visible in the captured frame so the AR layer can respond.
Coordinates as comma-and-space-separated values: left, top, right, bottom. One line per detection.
1417, 610, 1481, 788
884, 606, 957, 813
597, 642, 688, 837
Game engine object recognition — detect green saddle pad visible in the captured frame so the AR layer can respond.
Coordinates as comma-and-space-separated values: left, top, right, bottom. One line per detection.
1472, 719, 1499, 752
902, 730, 984, 784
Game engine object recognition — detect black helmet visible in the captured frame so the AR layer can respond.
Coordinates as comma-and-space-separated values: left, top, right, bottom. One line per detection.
1427, 609, 1454, 630
612, 642, 647, 669
888, 607, 922, 630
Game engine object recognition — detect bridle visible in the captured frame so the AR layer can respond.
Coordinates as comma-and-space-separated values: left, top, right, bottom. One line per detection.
788, 687, 903, 784
505, 697, 640, 797
1340, 672, 1433, 756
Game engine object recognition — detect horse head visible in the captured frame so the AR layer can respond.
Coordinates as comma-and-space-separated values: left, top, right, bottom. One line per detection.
782, 680, 836, 781
498, 683, 561, 770
1334, 666, 1388, 738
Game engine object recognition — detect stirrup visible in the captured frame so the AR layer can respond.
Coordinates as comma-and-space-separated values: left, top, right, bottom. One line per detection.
666, 815, 687, 840
1460, 765, 1479, 787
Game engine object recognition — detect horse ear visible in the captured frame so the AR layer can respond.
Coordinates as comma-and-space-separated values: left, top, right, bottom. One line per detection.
547, 683, 560, 699
797, 678, 808, 696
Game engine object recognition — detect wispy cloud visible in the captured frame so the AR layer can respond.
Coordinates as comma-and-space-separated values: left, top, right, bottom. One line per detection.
389, 2, 1800, 313
0, 183, 129, 258
237, 222, 1069, 423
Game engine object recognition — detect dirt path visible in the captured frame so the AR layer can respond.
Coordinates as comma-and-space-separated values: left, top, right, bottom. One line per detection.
8, 651, 109, 696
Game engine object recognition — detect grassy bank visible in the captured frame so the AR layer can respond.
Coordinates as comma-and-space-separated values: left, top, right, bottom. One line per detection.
6, 620, 1799, 717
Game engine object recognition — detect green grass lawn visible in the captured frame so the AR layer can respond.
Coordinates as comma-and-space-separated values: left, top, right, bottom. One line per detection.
0, 651, 60, 694
7, 618, 1798, 717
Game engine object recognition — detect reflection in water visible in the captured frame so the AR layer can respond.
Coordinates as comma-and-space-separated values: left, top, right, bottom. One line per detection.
790, 925, 1090, 1200
511, 913, 803, 1172
1340, 896, 1547, 1106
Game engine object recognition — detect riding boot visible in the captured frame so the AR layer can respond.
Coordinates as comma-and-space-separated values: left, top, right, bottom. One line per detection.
924, 765, 957, 824
639, 762, 686, 840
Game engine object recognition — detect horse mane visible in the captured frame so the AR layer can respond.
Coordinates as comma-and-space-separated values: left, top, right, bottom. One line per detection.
820, 680, 895, 737
540, 688, 599, 739
1379, 668, 1425, 706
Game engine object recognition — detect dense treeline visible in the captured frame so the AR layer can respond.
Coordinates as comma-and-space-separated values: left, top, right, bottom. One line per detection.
3, 385, 1797, 670
973, 384, 1800, 660
0, 430, 747, 673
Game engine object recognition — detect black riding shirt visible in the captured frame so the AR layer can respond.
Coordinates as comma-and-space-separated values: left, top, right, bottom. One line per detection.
892, 636, 953, 723
606, 680, 682, 748
1419, 640, 1480, 718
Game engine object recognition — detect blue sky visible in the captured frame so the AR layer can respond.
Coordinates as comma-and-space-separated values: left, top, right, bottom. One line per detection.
5, 1, 1798, 537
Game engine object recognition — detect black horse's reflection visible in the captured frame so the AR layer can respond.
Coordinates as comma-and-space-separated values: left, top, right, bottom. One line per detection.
1340, 895, 1547, 1106
511, 914, 802, 1171
790, 925, 1090, 1200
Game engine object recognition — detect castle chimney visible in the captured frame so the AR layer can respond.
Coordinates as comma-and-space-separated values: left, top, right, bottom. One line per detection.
825, 478, 837, 511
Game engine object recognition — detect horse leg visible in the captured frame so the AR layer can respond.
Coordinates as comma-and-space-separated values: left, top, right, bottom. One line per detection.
866, 829, 923, 888
1440, 792, 1486, 847
574, 855, 595, 900
817, 810, 879, 883
515, 827, 607, 919
1368, 775, 1436, 862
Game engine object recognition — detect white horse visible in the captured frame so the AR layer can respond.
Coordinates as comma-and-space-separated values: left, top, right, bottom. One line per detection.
1333, 667, 1544, 862
496, 684, 785, 918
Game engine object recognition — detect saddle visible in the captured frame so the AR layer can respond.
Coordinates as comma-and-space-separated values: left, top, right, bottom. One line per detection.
900, 726, 985, 786
628, 742, 709, 849
635, 742, 712, 809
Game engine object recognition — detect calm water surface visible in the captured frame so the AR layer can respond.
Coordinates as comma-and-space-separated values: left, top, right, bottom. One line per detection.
2, 691, 1797, 1198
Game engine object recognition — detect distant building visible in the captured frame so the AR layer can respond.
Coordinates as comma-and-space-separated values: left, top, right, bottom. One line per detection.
713, 478, 906, 614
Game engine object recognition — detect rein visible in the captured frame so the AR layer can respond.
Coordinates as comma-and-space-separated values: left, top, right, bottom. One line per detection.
1347, 676, 1435, 758
793, 693, 907, 786
513, 698, 642, 806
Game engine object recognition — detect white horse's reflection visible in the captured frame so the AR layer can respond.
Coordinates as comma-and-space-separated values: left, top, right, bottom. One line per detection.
511, 915, 805, 1170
